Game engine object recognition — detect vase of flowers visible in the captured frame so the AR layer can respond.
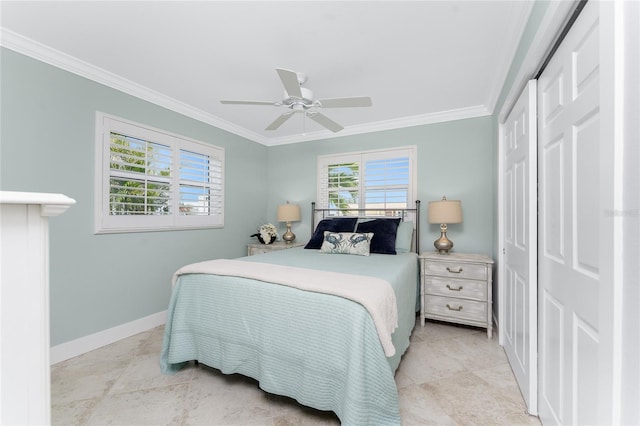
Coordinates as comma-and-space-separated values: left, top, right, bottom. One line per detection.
251, 223, 278, 245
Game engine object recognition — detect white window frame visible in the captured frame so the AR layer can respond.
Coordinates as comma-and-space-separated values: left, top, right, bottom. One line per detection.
316, 146, 417, 214
94, 112, 224, 234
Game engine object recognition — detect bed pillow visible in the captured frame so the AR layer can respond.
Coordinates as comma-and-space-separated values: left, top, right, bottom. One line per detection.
355, 218, 401, 254
395, 221, 414, 253
304, 217, 358, 249
319, 232, 373, 256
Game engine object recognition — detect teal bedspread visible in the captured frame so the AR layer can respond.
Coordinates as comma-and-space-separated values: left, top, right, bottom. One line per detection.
160, 248, 419, 425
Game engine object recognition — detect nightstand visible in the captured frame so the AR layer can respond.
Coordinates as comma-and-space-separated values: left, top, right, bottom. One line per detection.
247, 241, 304, 256
419, 252, 494, 338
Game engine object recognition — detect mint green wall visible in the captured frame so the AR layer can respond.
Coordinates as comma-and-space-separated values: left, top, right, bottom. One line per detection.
494, 1, 551, 115
266, 117, 495, 257
0, 48, 268, 345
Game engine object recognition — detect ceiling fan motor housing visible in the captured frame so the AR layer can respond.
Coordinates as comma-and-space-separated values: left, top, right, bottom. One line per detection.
283, 87, 314, 109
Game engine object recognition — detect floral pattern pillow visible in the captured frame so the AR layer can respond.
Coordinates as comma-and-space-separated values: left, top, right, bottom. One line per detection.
319, 231, 374, 256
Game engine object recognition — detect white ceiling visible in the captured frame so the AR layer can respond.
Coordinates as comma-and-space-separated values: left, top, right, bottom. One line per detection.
1, 1, 534, 145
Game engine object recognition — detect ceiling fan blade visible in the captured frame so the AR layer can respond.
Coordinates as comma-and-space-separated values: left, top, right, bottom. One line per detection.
307, 112, 344, 133
276, 68, 303, 99
265, 111, 295, 131
316, 96, 372, 108
220, 100, 276, 106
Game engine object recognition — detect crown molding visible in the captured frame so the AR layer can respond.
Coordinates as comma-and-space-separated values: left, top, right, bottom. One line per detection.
264, 105, 491, 146
0, 28, 270, 144
1, 27, 490, 147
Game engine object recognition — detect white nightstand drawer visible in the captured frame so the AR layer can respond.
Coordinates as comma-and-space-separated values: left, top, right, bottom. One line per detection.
423, 260, 487, 280
425, 276, 487, 301
425, 295, 487, 323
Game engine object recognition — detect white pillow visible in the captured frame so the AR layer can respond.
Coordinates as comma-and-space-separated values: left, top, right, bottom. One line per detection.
395, 221, 414, 253
319, 231, 374, 256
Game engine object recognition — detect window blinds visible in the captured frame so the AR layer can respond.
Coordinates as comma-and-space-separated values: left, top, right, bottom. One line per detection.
96, 112, 225, 233
109, 132, 172, 215
317, 147, 415, 214
178, 149, 223, 216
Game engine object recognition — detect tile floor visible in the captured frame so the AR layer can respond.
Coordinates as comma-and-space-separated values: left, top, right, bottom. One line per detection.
51, 320, 541, 425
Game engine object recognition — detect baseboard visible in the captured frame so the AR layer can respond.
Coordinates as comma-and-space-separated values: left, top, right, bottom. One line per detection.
50, 310, 167, 365
493, 311, 500, 344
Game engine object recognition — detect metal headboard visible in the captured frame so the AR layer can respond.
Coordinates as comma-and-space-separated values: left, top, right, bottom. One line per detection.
311, 200, 421, 253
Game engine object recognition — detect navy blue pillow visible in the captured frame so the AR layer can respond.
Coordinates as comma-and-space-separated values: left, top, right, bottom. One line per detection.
356, 218, 401, 254
305, 218, 358, 249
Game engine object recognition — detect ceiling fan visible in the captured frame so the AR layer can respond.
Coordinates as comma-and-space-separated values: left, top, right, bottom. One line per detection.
220, 68, 372, 133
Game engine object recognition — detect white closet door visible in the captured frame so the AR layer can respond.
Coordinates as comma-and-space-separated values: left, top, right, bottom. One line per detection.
537, 1, 610, 423
500, 80, 537, 414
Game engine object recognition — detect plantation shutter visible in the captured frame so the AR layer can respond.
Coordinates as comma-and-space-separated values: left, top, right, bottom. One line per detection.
97, 113, 225, 233
363, 155, 410, 210
109, 132, 172, 216
317, 154, 360, 215
317, 147, 414, 214
178, 148, 223, 216
174, 140, 224, 228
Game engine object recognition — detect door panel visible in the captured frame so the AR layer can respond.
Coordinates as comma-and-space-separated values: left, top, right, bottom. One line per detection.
542, 138, 565, 263
541, 292, 564, 420
574, 318, 598, 424
574, 111, 600, 278
501, 79, 537, 414
537, 1, 601, 424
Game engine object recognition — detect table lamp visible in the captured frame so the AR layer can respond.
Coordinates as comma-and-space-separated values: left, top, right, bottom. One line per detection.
277, 202, 301, 244
428, 196, 463, 254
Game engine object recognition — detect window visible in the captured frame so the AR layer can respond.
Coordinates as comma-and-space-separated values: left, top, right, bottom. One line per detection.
317, 146, 416, 216
95, 112, 224, 233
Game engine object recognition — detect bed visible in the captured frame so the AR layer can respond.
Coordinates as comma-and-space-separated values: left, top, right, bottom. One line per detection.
160, 202, 421, 425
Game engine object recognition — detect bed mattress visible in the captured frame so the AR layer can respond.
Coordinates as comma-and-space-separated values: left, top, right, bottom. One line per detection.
161, 247, 418, 425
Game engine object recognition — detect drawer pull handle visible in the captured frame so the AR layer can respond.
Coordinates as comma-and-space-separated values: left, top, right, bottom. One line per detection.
446, 284, 463, 292
446, 267, 463, 274
446, 304, 463, 311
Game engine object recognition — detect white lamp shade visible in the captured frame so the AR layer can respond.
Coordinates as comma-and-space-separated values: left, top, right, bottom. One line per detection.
277, 203, 301, 222
428, 199, 462, 224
